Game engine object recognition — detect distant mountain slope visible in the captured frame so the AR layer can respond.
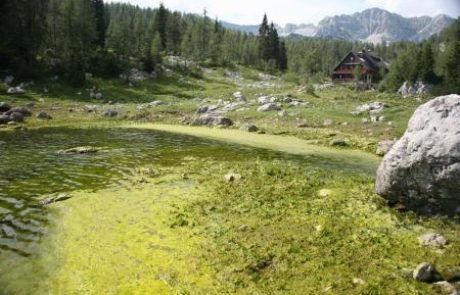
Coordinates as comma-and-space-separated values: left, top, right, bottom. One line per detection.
222, 8, 454, 43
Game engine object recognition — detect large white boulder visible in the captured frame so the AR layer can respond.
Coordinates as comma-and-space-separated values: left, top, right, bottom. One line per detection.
375, 95, 460, 216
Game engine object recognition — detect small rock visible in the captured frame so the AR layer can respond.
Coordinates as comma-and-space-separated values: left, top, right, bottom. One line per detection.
58, 146, 99, 154
257, 96, 270, 105
6, 86, 26, 95
238, 224, 250, 232
330, 139, 347, 147
0, 102, 11, 112
278, 110, 288, 117
376, 140, 397, 156
257, 103, 281, 112
103, 109, 118, 117
352, 101, 386, 115
39, 193, 73, 205
84, 105, 98, 113
413, 262, 442, 283
0, 115, 10, 124
433, 281, 458, 295
418, 233, 448, 247
233, 91, 246, 102
5, 107, 32, 117
318, 189, 332, 197
224, 173, 241, 182
36, 112, 52, 120
352, 278, 366, 285
8, 112, 24, 123
191, 115, 233, 127
95, 92, 103, 100
240, 124, 258, 132
323, 119, 334, 126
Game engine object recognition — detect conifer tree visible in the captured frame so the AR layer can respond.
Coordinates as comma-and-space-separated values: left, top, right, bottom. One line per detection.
155, 3, 168, 50
418, 42, 437, 83
92, 0, 106, 47
258, 14, 271, 62
268, 22, 280, 63
279, 41, 288, 72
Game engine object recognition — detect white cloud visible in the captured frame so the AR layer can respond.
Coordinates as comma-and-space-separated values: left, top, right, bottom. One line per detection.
107, 0, 460, 25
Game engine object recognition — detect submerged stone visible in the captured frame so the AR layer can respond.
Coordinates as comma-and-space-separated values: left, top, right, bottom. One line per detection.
40, 193, 73, 206
58, 146, 99, 154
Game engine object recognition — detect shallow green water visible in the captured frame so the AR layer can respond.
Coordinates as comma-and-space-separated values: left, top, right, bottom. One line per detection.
0, 127, 377, 288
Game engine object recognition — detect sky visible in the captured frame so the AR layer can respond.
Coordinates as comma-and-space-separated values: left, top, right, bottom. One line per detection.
107, 0, 460, 25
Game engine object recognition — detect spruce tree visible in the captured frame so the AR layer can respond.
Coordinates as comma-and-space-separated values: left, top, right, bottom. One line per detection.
441, 40, 460, 93
418, 42, 437, 83
258, 14, 271, 62
268, 22, 280, 63
279, 41, 288, 71
92, 0, 106, 47
155, 3, 168, 50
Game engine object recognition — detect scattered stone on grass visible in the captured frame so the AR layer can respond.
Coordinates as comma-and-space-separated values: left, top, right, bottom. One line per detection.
376, 140, 397, 156
258, 103, 281, 112
240, 124, 258, 132
418, 233, 448, 247
36, 111, 52, 120
413, 262, 443, 283
330, 139, 347, 147
224, 172, 241, 182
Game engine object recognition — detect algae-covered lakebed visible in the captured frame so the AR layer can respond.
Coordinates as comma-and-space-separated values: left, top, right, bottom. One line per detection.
1, 126, 459, 294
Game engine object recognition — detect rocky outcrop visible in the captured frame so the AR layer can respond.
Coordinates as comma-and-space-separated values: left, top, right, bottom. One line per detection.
375, 95, 460, 216
398, 81, 432, 98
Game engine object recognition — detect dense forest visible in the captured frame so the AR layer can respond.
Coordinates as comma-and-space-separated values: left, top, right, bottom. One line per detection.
0, 0, 459, 93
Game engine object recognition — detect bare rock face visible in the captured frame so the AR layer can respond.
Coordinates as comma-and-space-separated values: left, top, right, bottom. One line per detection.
375, 95, 460, 216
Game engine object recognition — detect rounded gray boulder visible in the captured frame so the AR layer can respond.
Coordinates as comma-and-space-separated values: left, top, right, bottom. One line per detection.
375, 94, 460, 216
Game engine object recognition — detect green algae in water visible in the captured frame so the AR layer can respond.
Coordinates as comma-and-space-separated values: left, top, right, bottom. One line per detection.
0, 128, 452, 294
0, 128, 378, 294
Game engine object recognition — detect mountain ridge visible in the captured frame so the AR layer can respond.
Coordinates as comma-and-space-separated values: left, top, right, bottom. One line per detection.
222, 8, 454, 43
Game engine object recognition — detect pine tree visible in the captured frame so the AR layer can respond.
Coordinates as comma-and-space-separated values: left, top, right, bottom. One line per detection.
418, 42, 437, 83
269, 23, 280, 61
92, 0, 106, 47
59, 0, 97, 85
0, 0, 49, 77
155, 3, 168, 50
279, 41, 288, 71
258, 14, 271, 62
441, 40, 460, 93
150, 32, 163, 69
166, 11, 183, 54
